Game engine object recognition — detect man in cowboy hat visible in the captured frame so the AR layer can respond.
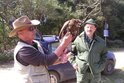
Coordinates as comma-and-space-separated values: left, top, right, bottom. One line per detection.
70, 18, 107, 83
9, 15, 72, 83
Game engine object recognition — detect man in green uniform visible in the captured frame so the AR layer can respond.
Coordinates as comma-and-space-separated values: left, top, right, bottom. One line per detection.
71, 18, 107, 83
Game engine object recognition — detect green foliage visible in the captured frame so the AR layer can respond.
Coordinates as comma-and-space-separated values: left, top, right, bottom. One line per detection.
0, 0, 124, 51
0, 50, 14, 63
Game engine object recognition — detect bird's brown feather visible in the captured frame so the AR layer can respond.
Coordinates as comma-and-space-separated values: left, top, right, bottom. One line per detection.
59, 19, 82, 40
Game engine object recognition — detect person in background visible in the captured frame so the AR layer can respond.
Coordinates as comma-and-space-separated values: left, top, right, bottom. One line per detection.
9, 15, 72, 83
71, 18, 107, 83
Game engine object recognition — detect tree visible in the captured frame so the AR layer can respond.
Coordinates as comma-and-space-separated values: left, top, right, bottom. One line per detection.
0, 0, 124, 50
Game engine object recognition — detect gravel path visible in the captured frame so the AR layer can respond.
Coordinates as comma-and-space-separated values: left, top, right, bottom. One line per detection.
0, 51, 124, 83
0, 61, 14, 83
114, 52, 124, 68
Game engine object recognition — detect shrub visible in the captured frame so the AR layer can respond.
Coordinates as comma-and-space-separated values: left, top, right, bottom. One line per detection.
0, 49, 14, 63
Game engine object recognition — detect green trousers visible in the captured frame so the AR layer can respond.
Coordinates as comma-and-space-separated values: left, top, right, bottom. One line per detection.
76, 71, 101, 83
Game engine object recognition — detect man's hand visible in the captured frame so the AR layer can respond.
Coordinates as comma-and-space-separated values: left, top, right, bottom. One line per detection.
54, 26, 72, 57
73, 63, 78, 70
60, 32, 72, 46
60, 52, 72, 63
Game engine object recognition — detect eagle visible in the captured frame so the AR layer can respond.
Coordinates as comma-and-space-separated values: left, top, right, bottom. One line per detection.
59, 19, 83, 41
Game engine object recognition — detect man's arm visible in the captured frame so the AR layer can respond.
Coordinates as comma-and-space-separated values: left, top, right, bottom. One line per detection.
16, 47, 58, 66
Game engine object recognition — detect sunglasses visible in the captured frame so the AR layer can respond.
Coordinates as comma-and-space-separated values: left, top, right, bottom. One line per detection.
28, 26, 36, 31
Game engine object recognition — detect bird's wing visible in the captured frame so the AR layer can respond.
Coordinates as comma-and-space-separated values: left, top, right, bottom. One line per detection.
59, 20, 70, 39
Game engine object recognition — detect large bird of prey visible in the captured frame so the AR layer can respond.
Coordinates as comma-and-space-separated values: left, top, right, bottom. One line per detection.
59, 19, 83, 40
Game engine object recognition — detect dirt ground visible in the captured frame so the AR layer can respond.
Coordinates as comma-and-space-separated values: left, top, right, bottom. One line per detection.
0, 51, 124, 83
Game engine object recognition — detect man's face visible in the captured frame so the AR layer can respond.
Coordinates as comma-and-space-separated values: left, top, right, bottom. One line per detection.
18, 26, 36, 42
84, 24, 96, 37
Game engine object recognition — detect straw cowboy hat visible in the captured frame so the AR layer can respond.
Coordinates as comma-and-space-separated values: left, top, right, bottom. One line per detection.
9, 15, 40, 37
